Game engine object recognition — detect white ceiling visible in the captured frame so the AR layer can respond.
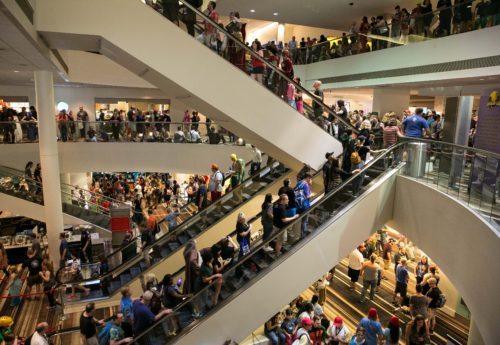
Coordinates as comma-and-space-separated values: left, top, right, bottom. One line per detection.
217, 0, 426, 31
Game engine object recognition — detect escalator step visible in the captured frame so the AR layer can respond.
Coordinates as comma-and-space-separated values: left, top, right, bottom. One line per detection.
252, 257, 269, 270
167, 242, 180, 252
177, 234, 189, 244
227, 276, 244, 290
242, 267, 257, 281
109, 281, 121, 293
186, 229, 199, 238
160, 247, 170, 257
130, 267, 141, 278
139, 261, 148, 271
259, 182, 269, 187
120, 274, 132, 285
219, 286, 232, 300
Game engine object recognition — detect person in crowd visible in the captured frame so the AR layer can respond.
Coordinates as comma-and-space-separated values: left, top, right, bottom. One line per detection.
195, 250, 222, 309
80, 303, 104, 345
347, 245, 364, 292
229, 153, 245, 202
250, 40, 266, 85
405, 314, 430, 345
294, 77, 304, 114
382, 238, 394, 270
80, 226, 92, 263
0, 243, 9, 279
308, 315, 327, 344
393, 245, 407, 278
261, 193, 274, 252
358, 308, 383, 345
22, 248, 43, 300
415, 256, 430, 285
409, 284, 429, 320
295, 317, 313, 344
327, 316, 350, 345
391, 6, 402, 44
236, 212, 252, 258
59, 232, 70, 269
393, 258, 409, 307
421, 265, 440, 295
68, 252, 91, 298
39, 260, 58, 309
132, 291, 172, 339
7, 266, 22, 307
250, 145, 262, 176
312, 80, 324, 120
119, 287, 134, 337
182, 240, 199, 297
209, 164, 224, 202
264, 313, 286, 345
273, 194, 300, 255
383, 119, 403, 148
359, 254, 380, 303
403, 108, 430, 138
382, 316, 401, 345
27, 322, 49, 345
296, 172, 314, 238
350, 326, 367, 344
426, 277, 442, 334
195, 176, 208, 211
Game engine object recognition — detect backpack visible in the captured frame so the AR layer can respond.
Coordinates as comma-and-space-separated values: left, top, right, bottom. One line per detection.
291, 330, 310, 345
436, 292, 447, 308
217, 171, 226, 189
294, 180, 308, 212
98, 321, 113, 345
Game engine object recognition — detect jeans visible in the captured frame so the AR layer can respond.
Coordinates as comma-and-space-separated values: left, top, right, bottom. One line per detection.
301, 214, 309, 238
265, 330, 286, 345
360, 279, 377, 302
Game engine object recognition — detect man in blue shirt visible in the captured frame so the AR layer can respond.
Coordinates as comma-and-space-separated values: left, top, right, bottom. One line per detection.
402, 108, 430, 138
132, 291, 172, 340
393, 258, 409, 306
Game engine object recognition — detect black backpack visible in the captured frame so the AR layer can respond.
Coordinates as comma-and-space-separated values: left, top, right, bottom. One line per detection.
188, 0, 202, 8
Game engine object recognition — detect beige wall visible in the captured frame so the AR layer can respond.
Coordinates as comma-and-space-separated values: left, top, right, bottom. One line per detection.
284, 24, 343, 43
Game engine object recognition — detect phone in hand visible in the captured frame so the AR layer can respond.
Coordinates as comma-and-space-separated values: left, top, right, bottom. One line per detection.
177, 278, 182, 287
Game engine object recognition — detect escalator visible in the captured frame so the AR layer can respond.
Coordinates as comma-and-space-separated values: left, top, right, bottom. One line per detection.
0, 165, 115, 232
120, 142, 403, 345
57, 161, 291, 307
36, 0, 357, 171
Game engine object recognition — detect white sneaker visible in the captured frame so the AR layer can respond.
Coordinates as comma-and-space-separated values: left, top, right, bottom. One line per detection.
263, 246, 274, 252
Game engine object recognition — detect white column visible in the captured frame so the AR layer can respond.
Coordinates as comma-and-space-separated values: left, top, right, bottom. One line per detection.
35, 71, 64, 263
277, 23, 285, 44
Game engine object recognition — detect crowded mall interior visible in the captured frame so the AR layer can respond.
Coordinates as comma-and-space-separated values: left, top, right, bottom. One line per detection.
0, 0, 499, 344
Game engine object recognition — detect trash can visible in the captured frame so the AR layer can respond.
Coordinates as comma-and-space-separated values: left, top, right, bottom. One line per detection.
405, 142, 427, 178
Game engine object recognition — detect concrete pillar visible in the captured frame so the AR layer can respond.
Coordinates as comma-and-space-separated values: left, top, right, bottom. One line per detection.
35, 71, 64, 263
442, 96, 473, 146
467, 319, 485, 345
372, 88, 410, 119
60, 173, 71, 204
277, 23, 285, 44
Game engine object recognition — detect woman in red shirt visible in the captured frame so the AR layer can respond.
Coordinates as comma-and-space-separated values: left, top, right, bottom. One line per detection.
250, 40, 266, 85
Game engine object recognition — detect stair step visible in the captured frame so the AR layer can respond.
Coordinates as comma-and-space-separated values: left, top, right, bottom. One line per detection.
177, 234, 189, 244
167, 242, 180, 252
130, 266, 141, 278
120, 274, 132, 285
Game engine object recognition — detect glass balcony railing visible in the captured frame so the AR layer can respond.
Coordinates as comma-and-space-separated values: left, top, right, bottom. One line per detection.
56, 160, 289, 304
269, 0, 499, 65
0, 121, 242, 144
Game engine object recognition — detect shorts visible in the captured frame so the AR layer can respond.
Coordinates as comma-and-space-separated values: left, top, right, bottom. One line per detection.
348, 267, 361, 283
27, 275, 43, 287
274, 226, 287, 243
252, 66, 264, 74
395, 281, 407, 298
427, 307, 437, 319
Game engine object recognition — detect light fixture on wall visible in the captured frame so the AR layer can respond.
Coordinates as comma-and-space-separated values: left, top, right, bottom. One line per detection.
273, 12, 278, 16
57, 101, 69, 112
250, 9, 255, 13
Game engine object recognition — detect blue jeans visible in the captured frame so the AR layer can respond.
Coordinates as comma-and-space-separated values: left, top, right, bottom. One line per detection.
360, 279, 377, 302
265, 330, 286, 345
301, 214, 309, 238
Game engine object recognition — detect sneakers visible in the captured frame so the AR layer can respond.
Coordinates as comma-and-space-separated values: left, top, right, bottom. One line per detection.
263, 246, 274, 252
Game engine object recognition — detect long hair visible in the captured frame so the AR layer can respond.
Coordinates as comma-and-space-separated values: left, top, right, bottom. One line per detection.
183, 240, 196, 257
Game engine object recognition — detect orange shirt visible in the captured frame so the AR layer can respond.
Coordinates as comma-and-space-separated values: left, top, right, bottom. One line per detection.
147, 215, 157, 230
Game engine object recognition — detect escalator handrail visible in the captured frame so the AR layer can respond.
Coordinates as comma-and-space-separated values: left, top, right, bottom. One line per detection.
130, 144, 399, 343
58, 159, 284, 286
401, 137, 500, 160
169, 0, 358, 134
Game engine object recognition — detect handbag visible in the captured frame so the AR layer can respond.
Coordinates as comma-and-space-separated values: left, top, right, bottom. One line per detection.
240, 237, 250, 256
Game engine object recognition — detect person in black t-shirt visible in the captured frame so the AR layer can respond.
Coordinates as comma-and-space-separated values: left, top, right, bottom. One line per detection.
80, 228, 92, 263
22, 248, 43, 298
80, 302, 104, 344
278, 178, 296, 211
273, 194, 299, 255
140, 224, 154, 250
426, 278, 441, 334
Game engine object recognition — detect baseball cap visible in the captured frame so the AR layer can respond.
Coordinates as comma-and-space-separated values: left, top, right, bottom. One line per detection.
230, 154, 237, 161
368, 308, 377, 319
302, 317, 313, 326
334, 316, 343, 326
389, 316, 400, 327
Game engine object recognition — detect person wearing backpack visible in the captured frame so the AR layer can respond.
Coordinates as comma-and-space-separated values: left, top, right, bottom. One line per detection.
229, 154, 245, 202
295, 173, 314, 239
293, 317, 313, 345
426, 278, 443, 335
98, 313, 133, 345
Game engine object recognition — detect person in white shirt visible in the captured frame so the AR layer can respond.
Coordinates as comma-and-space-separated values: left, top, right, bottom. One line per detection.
30, 322, 49, 345
347, 245, 365, 291
188, 126, 201, 142
208, 164, 224, 202
250, 145, 262, 176
328, 316, 351, 345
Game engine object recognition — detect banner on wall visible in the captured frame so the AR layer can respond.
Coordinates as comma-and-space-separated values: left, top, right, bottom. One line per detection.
470, 87, 500, 204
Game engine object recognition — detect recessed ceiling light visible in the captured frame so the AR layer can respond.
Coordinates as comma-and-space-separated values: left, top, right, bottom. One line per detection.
273, 12, 279, 16
479, 78, 485, 81
13, 70, 19, 73
250, 9, 255, 13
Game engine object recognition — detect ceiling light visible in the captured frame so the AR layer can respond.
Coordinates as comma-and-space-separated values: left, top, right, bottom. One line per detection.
273, 12, 278, 16
250, 9, 255, 13
479, 78, 485, 81
13, 70, 19, 73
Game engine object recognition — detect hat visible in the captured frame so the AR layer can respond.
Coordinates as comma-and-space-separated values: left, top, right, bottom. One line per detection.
389, 316, 400, 327
230, 154, 237, 161
368, 308, 377, 319
302, 317, 313, 326
334, 316, 343, 326
211, 163, 219, 170
357, 135, 366, 143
